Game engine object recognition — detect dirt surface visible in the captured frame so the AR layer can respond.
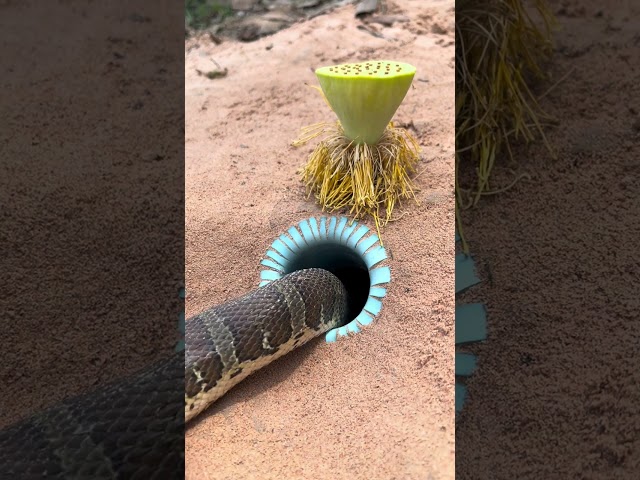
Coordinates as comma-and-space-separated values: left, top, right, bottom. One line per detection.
185, 1, 455, 479
456, 0, 640, 478
0, 0, 183, 430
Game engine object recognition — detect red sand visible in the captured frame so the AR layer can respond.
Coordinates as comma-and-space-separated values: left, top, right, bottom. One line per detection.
185, 1, 455, 478
456, 0, 640, 477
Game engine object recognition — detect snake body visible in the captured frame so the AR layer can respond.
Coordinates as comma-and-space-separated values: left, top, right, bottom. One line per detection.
0, 354, 184, 479
0, 268, 348, 476
185, 268, 348, 422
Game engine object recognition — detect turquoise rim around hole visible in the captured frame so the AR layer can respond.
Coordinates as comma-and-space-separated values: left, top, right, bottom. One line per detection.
259, 216, 391, 342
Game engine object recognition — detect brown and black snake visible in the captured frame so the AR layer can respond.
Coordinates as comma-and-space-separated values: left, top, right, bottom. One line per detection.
0, 268, 349, 478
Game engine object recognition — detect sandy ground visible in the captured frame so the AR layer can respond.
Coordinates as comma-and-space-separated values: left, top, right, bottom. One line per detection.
456, 0, 640, 478
0, 0, 183, 429
185, 1, 455, 479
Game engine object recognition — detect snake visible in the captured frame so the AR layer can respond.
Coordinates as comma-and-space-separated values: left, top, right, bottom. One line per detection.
185, 268, 348, 422
0, 268, 349, 478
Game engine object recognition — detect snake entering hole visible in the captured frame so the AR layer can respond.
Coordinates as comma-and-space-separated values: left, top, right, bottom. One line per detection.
283, 243, 370, 325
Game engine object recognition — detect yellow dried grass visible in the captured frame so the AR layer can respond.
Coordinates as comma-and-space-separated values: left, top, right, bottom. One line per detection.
293, 121, 420, 240
456, 0, 556, 252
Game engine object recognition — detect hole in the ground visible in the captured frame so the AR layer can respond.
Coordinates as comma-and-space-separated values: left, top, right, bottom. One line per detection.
283, 243, 370, 325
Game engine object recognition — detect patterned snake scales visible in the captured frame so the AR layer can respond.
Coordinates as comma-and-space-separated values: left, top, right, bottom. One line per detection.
0, 268, 348, 478
185, 268, 348, 422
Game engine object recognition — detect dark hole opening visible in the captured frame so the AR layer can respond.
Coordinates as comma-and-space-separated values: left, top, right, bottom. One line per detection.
284, 243, 370, 325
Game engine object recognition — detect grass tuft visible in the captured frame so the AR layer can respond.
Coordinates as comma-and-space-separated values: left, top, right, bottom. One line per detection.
455, 0, 556, 252
294, 122, 420, 240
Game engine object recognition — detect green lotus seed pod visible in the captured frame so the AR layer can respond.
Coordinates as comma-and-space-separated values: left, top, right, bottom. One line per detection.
315, 60, 416, 145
